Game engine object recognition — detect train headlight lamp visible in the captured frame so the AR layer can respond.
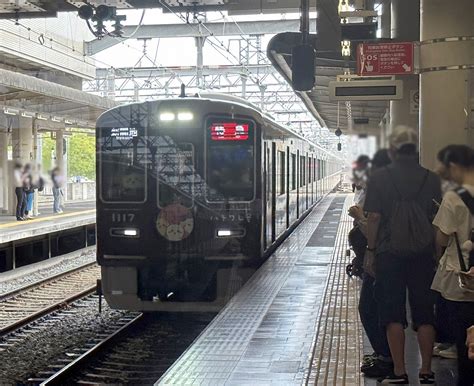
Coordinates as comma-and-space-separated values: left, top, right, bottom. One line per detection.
124, 229, 138, 236
177, 112, 193, 121
216, 228, 246, 238
160, 112, 175, 121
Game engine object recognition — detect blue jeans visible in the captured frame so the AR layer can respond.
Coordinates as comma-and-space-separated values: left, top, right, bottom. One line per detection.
26, 192, 34, 213
52, 187, 62, 213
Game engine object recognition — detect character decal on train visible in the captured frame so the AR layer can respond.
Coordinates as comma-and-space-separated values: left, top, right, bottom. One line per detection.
156, 203, 194, 241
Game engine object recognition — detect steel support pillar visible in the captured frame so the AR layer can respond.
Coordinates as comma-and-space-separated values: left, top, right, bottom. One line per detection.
195, 36, 205, 89
419, 0, 474, 170
0, 114, 8, 213
389, 0, 419, 135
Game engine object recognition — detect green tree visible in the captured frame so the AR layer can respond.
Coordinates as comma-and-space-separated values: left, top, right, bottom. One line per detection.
41, 133, 96, 181
68, 133, 96, 180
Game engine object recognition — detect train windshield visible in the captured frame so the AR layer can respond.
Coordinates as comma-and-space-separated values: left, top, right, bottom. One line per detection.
99, 126, 147, 203
205, 118, 255, 202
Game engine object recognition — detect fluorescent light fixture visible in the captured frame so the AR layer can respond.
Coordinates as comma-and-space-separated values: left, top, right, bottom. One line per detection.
4, 107, 19, 115
178, 112, 193, 121
64, 119, 76, 125
36, 113, 48, 120
217, 229, 232, 237
124, 229, 138, 236
51, 116, 63, 122
21, 111, 35, 118
160, 112, 175, 121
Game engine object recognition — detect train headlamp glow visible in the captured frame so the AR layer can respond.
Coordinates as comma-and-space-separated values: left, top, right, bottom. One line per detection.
124, 229, 138, 236
160, 112, 175, 121
216, 228, 245, 237
177, 112, 193, 121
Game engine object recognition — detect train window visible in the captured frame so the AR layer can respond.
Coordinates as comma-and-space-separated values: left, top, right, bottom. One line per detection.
98, 126, 147, 203
279, 151, 286, 195
313, 158, 317, 182
299, 156, 306, 187
157, 139, 194, 209
291, 154, 296, 190
308, 157, 312, 184
205, 117, 255, 202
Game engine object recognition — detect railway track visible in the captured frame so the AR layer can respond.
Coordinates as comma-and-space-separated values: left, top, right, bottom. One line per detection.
0, 263, 100, 335
37, 312, 214, 385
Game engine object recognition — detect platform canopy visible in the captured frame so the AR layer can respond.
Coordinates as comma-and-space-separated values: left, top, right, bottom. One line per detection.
0, 0, 310, 19
0, 68, 118, 128
267, 32, 388, 135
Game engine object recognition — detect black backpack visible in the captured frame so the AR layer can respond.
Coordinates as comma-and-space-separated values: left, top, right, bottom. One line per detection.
387, 169, 434, 257
37, 177, 45, 192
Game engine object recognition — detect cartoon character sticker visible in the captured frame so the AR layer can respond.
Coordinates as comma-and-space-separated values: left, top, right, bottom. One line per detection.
156, 203, 194, 241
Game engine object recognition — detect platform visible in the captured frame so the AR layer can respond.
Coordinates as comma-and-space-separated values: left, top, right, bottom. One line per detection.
0, 201, 95, 244
157, 192, 458, 386
157, 193, 362, 385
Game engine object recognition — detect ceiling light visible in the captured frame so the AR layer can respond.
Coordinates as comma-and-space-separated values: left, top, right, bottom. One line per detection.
4, 107, 19, 115
51, 116, 63, 122
21, 111, 35, 118
36, 113, 48, 120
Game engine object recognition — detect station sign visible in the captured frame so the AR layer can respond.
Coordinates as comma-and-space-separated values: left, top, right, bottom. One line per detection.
357, 42, 414, 76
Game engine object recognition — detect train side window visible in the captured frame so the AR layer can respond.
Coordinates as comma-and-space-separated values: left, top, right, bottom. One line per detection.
300, 156, 306, 187
308, 157, 312, 184
279, 150, 286, 195
313, 158, 317, 182
291, 153, 296, 190
98, 126, 147, 203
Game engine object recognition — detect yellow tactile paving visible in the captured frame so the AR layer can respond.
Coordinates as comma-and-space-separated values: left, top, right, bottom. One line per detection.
306, 194, 364, 386
0, 209, 96, 229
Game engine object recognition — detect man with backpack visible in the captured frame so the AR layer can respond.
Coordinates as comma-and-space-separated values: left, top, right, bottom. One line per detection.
364, 126, 441, 384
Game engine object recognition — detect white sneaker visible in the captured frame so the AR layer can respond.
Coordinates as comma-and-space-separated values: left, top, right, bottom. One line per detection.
438, 345, 457, 359
433, 343, 450, 357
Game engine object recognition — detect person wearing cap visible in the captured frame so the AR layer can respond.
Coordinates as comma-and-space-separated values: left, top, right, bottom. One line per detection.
363, 125, 441, 384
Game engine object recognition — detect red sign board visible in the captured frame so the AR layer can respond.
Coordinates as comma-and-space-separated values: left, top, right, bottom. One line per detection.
357, 42, 414, 75
210, 123, 249, 141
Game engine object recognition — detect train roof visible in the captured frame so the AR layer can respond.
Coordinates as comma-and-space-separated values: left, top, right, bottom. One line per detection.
97, 94, 342, 161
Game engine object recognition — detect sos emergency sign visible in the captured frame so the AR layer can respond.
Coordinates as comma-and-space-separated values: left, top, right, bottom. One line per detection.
357, 42, 414, 76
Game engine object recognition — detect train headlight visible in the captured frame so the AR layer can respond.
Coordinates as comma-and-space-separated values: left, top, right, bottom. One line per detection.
216, 228, 246, 238
177, 112, 193, 121
160, 112, 175, 121
110, 228, 140, 238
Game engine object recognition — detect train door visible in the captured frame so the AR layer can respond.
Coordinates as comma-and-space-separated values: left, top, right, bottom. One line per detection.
271, 142, 276, 242
296, 149, 300, 218
286, 146, 290, 229
264, 143, 273, 248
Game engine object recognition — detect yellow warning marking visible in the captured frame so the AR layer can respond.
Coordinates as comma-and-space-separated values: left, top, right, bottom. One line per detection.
0, 209, 96, 229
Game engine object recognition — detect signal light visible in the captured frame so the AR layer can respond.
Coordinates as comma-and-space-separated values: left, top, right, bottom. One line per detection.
95, 5, 115, 21
78, 4, 94, 20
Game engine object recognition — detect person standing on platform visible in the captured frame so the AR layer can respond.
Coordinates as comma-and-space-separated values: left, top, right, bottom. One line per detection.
13, 162, 26, 221
432, 145, 474, 386
364, 126, 441, 385
23, 163, 35, 220
349, 149, 393, 379
51, 167, 64, 214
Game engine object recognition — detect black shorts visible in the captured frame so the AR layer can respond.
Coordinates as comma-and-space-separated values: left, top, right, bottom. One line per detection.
375, 252, 436, 330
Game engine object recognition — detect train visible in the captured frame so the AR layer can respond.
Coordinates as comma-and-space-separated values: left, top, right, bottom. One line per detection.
96, 94, 344, 312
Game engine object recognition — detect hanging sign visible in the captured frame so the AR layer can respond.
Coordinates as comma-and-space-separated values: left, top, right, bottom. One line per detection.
357, 42, 414, 76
